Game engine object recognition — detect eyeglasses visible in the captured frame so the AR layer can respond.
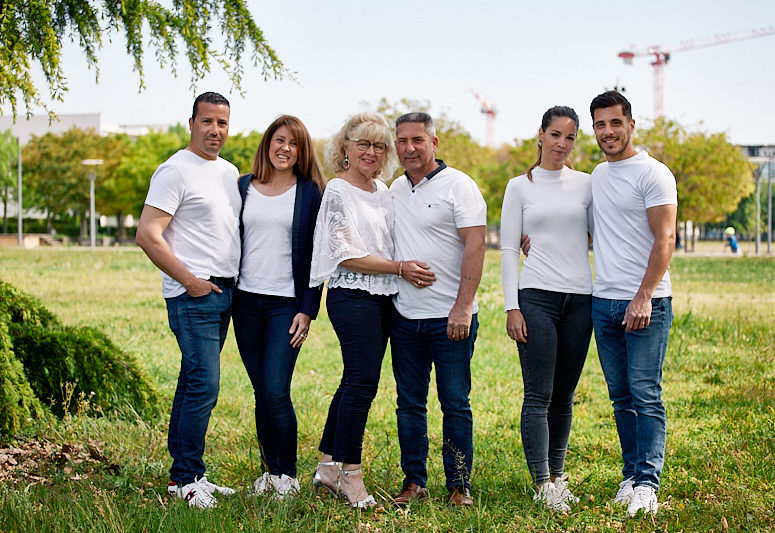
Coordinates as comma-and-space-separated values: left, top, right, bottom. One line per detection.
347, 138, 388, 154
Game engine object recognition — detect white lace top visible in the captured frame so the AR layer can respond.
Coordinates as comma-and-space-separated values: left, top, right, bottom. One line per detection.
309, 177, 398, 295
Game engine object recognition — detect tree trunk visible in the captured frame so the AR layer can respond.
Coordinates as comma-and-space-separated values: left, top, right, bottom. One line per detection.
2, 178, 7, 234
117, 211, 126, 242
675, 219, 682, 250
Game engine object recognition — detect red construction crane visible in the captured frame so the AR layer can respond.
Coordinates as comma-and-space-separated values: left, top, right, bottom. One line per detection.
472, 89, 497, 148
618, 26, 775, 118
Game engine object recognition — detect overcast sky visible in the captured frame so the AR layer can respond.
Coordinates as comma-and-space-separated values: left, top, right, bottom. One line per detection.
20, 0, 775, 146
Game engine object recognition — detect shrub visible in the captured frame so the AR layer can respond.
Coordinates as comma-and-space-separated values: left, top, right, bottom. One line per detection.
0, 315, 49, 435
0, 280, 159, 435
10, 324, 159, 418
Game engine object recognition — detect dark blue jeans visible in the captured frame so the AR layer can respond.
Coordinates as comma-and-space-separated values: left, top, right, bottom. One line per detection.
592, 296, 673, 491
390, 308, 478, 490
319, 288, 392, 465
517, 289, 592, 485
232, 290, 301, 477
165, 285, 233, 485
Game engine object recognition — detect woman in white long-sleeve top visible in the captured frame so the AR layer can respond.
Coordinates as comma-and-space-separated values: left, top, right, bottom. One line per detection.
500, 106, 593, 512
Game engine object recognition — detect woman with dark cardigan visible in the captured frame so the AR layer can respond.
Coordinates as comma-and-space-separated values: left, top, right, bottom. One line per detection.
232, 115, 326, 499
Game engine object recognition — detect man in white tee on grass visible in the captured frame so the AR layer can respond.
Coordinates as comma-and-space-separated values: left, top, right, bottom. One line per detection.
588, 91, 677, 517
389, 112, 487, 507
136, 92, 240, 509
521, 92, 677, 516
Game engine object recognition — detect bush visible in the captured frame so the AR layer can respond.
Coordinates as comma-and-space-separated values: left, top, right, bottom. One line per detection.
0, 280, 159, 435
0, 315, 49, 435
10, 324, 159, 418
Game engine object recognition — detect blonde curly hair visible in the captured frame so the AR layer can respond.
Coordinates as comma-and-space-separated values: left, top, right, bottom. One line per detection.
325, 112, 398, 181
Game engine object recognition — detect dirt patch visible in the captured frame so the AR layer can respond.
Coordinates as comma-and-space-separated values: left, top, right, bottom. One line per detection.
0, 439, 119, 484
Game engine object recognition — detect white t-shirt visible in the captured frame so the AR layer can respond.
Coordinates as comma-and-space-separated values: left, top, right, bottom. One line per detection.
309, 177, 397, 296
501, 166, 593, 311
237, 183, 295, 297
391, 164, 487, 319
144, 149, 240, 298
591, 150, 678, 299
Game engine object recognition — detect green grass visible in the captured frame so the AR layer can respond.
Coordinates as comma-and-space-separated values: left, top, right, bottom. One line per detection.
0, 248, 773, 531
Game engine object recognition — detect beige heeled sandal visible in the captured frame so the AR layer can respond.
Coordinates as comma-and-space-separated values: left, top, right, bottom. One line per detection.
339, 468, 379, 509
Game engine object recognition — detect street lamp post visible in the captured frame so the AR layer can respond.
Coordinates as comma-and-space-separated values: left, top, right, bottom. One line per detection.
81, 159, 103, 249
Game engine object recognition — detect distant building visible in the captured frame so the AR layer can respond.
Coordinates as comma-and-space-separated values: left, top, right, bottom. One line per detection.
741, 145, 774, 181
0, 113, 169, 144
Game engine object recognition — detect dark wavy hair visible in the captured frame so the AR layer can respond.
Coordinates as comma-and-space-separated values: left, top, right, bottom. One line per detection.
590, 90, 632, 121
252, 115, 325, 193
526, 106, 579, 181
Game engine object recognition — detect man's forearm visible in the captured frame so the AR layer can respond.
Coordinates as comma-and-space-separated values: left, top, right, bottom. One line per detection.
635, 236, 674, 300
454, 231, 486, 310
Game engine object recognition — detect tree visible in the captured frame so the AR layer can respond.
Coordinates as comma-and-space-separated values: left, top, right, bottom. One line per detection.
110, 127, 187, 239
726, 166, 775, 238
0, 130, 17, 233
21, 128, 129, 237
636, 119, 754, 249
220, 130, 263, 175
1, 0, 289, 120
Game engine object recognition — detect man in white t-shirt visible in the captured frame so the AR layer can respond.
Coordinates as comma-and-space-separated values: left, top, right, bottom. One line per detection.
588, 91, 677, 517
136, 92, 240, 509
389, 112, 487, 507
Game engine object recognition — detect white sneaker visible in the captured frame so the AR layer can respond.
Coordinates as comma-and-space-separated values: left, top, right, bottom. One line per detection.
253, 472, 272, 495
613, 477, 635, 506
168, 475, 235, 497
553, 474, 580, 505
195, 475, 236, 496
176, 479, 218, 509
627, 485, 658, 516
534, 482, 571, 512
271, 474, 301, 500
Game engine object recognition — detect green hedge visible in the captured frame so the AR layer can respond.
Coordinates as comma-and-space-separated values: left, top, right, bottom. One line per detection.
0, 280, 159, 436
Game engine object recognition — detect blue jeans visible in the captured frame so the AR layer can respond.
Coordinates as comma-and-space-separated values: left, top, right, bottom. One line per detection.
165, 285, 233, 485
390, 308, 478, 490
232, 290, 301, 477
319, 288, 392, 465
591, 296, 673, 491
517, 289, 592, 485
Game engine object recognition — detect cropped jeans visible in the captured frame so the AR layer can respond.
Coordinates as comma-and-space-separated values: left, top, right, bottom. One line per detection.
517, 289, 592, 485
318, 288, 392, 465
165, 283, 233, 485
390, 308, 478, 491
232, 289, 301, 478
592, 296, 673, 491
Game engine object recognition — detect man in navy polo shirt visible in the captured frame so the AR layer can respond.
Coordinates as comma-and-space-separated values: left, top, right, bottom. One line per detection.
136, 92, 240, 509
389, 112, 487, 507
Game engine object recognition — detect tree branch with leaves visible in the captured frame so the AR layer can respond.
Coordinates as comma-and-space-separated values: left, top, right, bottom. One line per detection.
0, 0, 290, 120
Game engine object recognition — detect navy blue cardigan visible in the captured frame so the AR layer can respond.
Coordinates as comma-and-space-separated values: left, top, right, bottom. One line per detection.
238, 174, 323, 319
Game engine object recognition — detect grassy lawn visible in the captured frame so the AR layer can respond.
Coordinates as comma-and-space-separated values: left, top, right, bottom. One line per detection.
0, 247, 773, 532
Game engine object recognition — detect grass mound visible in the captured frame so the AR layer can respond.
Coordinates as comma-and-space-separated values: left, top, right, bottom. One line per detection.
0, 280, 159, 436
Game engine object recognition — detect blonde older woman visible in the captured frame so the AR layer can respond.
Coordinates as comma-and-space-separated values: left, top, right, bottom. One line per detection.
309, 112, 435, 508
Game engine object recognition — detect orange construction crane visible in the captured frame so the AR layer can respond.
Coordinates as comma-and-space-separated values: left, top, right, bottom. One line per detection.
618, 26, 775, 118
472, 89, 497, 148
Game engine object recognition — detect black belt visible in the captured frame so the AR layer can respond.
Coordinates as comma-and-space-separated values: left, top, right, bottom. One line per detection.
208, 276, 236, 288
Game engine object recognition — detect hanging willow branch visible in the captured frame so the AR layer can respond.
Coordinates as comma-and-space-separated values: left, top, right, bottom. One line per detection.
0, 0, 290, 120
